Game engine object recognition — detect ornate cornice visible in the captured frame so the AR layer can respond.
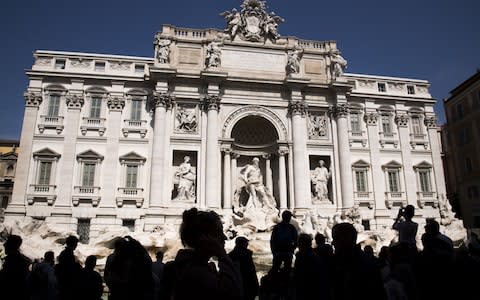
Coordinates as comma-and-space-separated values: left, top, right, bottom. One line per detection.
24, 92, 42, 107
424, 115, 437, 128
203, 94, 221, 111
107, 95, 126, 111
288, 101, 308, 116
364, 112, 378, 126
330, 103, 349, 119
152, 92, 175, 109
66, 92, 85, 109
394, 114, 409, 127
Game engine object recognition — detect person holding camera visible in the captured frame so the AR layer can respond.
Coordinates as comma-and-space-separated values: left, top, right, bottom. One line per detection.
392, 205, 418, 250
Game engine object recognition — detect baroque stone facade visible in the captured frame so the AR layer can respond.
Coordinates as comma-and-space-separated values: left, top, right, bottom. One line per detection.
5, 1, 453, 245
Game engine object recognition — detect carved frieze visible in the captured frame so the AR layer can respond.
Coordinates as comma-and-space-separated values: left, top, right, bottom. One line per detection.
152, 92, 175, 109
175, 105, 198, 133
288, 101, 308, 116
35, 57, 52, 66
66, 92, 85, 109
308, 112, 328, 139
203, 94, 221, 111
364, 112, 378, 126
107, 96, 126, 111
70, 59, 92, 68
24, 92, 42, 107
424, 115, 437, 128
221, 0, 284, 43
109, 61, 131, 70
395, 114, 409, 127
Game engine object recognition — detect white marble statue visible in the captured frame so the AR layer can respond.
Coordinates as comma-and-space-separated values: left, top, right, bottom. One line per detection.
173, 156, 196, 201
240, 157, 276, 211
286, 46, 304, 75
331, 51, 347, 79
156, 39, 171, 64
205, 40, 222, 69
221, 8, 242, 39
311, 160, 331, 202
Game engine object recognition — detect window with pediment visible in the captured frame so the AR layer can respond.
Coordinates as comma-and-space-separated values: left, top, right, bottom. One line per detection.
382, 161, 403, 193
32, 148, 61, 186
352, 160, 369, 193
76, 150, 104, 187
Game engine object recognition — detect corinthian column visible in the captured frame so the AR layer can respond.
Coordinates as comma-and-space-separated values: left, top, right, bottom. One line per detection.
289, 101, 310, 209
263, 154, 273, 194
395, 113, 416, 206
222, 145, 232, 209
204, 94, 221, 208
278, 147, 289, 210
333, 102, 354, 209
149, 92, 174, 207
8, 92, 43, 214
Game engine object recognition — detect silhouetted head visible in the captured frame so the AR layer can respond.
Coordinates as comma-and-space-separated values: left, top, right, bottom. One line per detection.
314, 233, 326, 247
180, 208, 226, 249
85, 255, 97, 270
281, 210, 293, 223
363, 245, 374, 256
235, 236, 249, 249
332, 222, 358, 257
65, 235, 79, 249
4, 234, 22, 255
424, 219, 440, 235
156, 251, 164, 262
404, 205, 415, 220
44, 251, 55, 264
298, 233, 313, 252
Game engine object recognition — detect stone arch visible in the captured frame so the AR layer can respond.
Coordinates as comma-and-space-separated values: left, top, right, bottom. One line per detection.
222, 105, 287, 141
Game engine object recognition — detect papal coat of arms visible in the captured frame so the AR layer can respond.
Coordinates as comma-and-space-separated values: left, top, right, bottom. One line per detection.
221, 0, 284, 43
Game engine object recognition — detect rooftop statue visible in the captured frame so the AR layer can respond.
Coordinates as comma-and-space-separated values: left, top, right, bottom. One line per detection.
221, 0, 284, 43
330, 50, 348, 80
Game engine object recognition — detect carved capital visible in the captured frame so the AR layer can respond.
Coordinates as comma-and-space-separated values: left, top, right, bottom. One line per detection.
364, 112, 378, 126
107, 96, 126, 111
24, 92, 42, 107
221, 145, 232, 154
278, 147, 289, 156
66, 92, 85, 109
330, 103, 349, 118
395, 114, 409, 127
153, 92, 175, 109
262, 154, 271, 160
203, 94, 221, 111
231, 152, 240, 160
288, 101, 308, 116
424, 115, 438, 128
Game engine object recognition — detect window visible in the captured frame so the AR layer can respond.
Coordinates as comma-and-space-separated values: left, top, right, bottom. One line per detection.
77, 219, 91, 244
90, 97, 102, 118
418, 169, 432, 192
381, 115, 392, 134
362, 220, 371, 231
95, 62, 105, 72
38, 161, 52, 185
54, 59, 66, 70
388, 170, 400, 192
130, 100, 142, 121
411, 116, 423, 135
126, 165, 138, 188
47, 95, 61, 117
378, 83, 386, 92
350, 112, 361, 132
407, 85, 415, 95
134, 64, 144, 73
460, 127, 471, 145
465, 157, 473, 173
456, 103, 464, 119
355, 170, 367, 192
1, 196, 8, 209
122, 219, 135, 232
82, 163, 96, 187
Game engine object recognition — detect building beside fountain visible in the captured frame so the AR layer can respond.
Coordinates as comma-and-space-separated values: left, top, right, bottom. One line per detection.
6, 0, 450, 244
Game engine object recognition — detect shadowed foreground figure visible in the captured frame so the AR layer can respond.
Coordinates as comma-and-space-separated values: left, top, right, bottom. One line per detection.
160, 208, 242, 300
331, 222, 386, 300
269, 210, 298, 274
228, 236, 259, 300
80, 255, 104, 300
0, 234, 32, 300
55, 235, 82, 300
28, 250, 59, 300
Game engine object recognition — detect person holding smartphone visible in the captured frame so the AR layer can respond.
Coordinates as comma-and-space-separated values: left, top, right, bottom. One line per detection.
392, 204, 418, 251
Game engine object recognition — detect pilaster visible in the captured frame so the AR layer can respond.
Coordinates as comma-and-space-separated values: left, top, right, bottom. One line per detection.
204, 94, 221, 209
395, 112, 417, 206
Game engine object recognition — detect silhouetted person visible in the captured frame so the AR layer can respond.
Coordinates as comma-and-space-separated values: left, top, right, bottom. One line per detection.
269, 210, 298, 274
0, 234, 32, 300
314, 232, 334, 259
228, 236, 259, 300
416, 219, 454, 300
104, 238, 130, 300
55, 235, 82, 300
161, 208, 242, 300
294, 233, 332, 300
79, 255, 103, 300
331, 222, 386, 300
152, 251, 164, 283
452, 245, 480, 300
28, 250, 59, 300
392, 205, 418, 253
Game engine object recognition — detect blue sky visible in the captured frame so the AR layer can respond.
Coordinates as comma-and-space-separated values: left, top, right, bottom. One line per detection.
1, 0, 479, 140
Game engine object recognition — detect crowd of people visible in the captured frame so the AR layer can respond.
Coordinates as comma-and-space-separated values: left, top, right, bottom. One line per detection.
1, 205, 480, 300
